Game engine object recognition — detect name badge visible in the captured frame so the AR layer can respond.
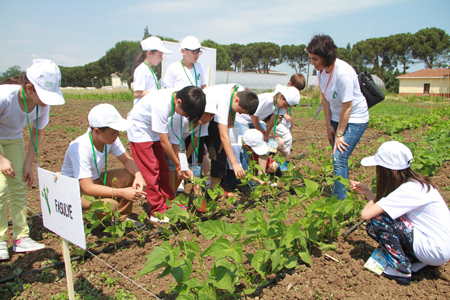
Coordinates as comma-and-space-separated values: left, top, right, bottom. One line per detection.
191, 165, 201, 178
178, 152, 189, 171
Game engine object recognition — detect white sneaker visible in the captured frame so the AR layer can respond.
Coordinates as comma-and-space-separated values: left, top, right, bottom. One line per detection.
150, 216, 170, 223
0, 240, 9, 260
177, 181, 185, 193
125, 217, 145, 230
13, 237, 45, 253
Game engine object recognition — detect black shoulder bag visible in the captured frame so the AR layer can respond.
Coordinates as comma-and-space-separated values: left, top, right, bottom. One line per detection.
358, 71, 385, 108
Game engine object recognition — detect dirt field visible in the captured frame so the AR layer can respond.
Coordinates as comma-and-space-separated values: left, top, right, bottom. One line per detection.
0, 98, 449, 299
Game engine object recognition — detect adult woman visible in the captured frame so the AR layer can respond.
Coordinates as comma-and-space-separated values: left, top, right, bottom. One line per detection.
307, 34, 369, 200
132, 36, 172, 105
351, 141, 450, 285
0, 59, 65, 260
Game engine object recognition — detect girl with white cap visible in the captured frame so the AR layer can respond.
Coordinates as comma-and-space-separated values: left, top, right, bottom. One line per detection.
0, 59, 65, 260
132, 36, 172, 105
351, 141, 450, 285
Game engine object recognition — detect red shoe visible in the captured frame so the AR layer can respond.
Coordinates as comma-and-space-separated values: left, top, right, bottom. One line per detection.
223, 190, 234, 198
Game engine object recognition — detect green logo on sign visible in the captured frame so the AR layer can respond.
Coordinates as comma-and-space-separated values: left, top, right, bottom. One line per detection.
42, 186, 51, 215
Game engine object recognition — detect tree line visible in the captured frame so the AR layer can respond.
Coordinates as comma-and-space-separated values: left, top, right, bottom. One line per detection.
1, 27, 448, 93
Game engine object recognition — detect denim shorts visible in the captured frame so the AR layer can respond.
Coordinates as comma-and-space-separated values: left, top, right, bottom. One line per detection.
164, 152, 176, 172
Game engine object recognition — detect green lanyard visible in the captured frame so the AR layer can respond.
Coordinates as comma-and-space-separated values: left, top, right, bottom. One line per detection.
170, 92, 183, 150
89, 131, 107, 185
229, 85, 239, 125
22, 89, 39, 160
180, 60, 198, 87
143, 61, 160, 90
273, 93, 280, 136
190, 123, 201, 163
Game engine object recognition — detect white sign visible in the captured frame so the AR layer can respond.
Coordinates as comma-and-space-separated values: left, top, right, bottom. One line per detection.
162, 41, 217, 87
38, 168, 86, 249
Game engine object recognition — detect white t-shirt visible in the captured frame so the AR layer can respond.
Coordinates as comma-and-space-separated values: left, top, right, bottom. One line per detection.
235, 92, 286, 124
377, 181, 450, 266
127, 88, 176, 143
168, 113, 208, 150
318, 58, 369, 123
61, 129, 126, 180
0, 85, 50, 139
204, 84, 244, 126
133, 63, 159, 104
162, 61, 206, 89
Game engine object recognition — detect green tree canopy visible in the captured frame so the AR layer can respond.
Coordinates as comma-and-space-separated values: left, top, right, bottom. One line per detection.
412, 27, 450, 68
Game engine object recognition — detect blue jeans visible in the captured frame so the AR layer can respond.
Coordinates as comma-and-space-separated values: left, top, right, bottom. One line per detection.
234, 122, 256, 171
331, 121, 368, 200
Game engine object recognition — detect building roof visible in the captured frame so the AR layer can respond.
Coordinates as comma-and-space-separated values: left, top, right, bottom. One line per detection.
397, 69, 450, 79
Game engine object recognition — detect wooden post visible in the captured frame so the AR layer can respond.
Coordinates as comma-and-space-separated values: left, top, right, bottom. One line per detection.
61, 238, 75, 300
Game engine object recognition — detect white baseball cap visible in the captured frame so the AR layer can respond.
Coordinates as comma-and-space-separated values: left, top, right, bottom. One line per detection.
88, 104, 130, 131
26, 59, 65, 105
275, 84, 300, 107
243, 129, 269, 156
180, 36, 202, 50
140, 36, 172, 53
361, 141, 413, 170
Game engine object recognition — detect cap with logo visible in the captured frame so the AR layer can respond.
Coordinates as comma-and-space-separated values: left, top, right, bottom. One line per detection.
274, 84, 300, 107
26, 59, 65, 105
88, 104, 130, 131
361, 141, 413, 170
243, 129, 269, 156
140, 36, 172, 53
180, 36, 202, 50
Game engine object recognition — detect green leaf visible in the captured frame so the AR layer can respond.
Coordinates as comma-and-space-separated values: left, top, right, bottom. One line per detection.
201, 238, 243, 263
250, 249, 270, 277
197, 220, 231, 240
178, 241, 200, 260
283, 255, 298, 269
135, 242, 178, 277
210, 258, 237, 292
171, 258, 192, 284
298, 249, 312, 265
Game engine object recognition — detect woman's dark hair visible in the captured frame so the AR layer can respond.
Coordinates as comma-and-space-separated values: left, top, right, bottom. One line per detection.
177, 86, 206, 123
1, 75, 35, 92
375, 166, 434, 201
237, 90, 258, 115
290, 73, 306, 91
131, 50, 157, 80
306, 34, 337, 67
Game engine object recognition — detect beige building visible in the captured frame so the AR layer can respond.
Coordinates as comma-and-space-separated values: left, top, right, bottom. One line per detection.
397, 69, 450, 97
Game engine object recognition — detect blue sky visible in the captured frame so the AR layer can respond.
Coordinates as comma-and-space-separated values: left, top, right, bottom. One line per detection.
1, 0, 449, 74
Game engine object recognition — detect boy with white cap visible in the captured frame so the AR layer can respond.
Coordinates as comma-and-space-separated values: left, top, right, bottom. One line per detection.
162, 35, 207, 89
242, 129, 283, 185
351, 141, 450, 285
133, 36, 172, 105
235, 84, 300, 173
127, 86, 206, 222
203, 84, 258, 190
61, 104, 146, 229
0, 59, 65, 260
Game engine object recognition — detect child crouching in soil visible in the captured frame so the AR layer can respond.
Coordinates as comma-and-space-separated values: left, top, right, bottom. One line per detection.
61, 104, 147, 230
351, 141, 450, 285
242, 129, 283, 185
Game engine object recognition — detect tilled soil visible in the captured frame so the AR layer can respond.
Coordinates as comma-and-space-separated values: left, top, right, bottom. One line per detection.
0, 99, 449, 299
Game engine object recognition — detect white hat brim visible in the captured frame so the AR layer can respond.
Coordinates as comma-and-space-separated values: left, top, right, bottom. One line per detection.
109, 119, 131, 131
361, 156, 378, 167
35, 87, 65, 105
253, 143, 269, 156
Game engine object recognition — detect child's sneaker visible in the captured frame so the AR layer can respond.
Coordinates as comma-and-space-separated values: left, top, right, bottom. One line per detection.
279, 162, 289, 171
0, 240, 10, 260
13, 237, 45, 253
382, 265, 412, 285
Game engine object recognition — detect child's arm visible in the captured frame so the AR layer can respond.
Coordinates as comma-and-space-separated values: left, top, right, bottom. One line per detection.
264, 114, 276, 141
251, 115, 264, 135
251, 154, 269, 185
117, 152, 147, 193
160, 133, 191, 179
350, 180, 384, 220
79, 177, 141, 203
218, 123, 245, 179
